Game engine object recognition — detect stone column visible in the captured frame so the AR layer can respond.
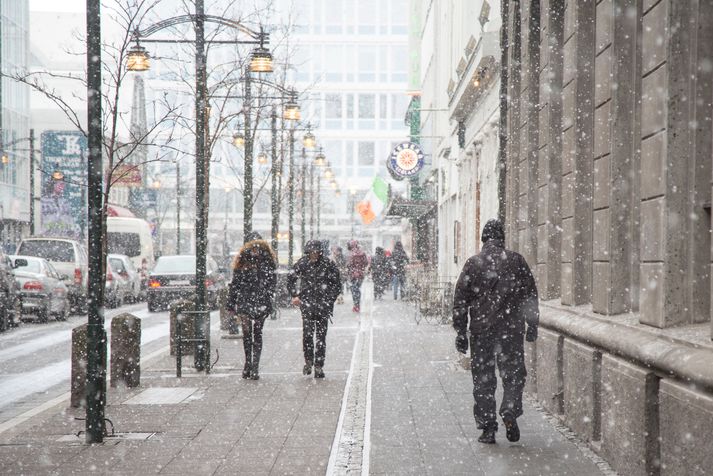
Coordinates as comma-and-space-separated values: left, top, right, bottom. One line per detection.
505, 0, 522, 251
639, 0, 701, 328
539, 0, 564, 300
561, 0, 595, 306
522, 0, 541, 269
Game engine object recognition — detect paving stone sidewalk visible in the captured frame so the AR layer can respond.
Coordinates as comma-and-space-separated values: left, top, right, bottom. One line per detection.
0, 288, 610, 475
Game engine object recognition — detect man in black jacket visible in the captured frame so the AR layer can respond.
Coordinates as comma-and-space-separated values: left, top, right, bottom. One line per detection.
453, 219, 539, 444
288, 240, 342, 378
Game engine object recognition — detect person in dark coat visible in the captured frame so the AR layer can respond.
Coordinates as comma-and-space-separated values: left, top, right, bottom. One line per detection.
287, 240, 342, 378
346, 240, 369, 313
333, 246, 348, 303
226, 238, 276, 380
390, 241, 409, 299
452, 219, 539, 444
370, 247, 390, 299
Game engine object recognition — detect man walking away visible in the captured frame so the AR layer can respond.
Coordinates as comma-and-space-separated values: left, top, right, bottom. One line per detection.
390, 241, 409, 299
370, 247, 390, 300
333, 246, 348, 304
226, 237, 276, 380
452, 219, 539, 444
288, 240, 342, 378
346, 240, 369, 313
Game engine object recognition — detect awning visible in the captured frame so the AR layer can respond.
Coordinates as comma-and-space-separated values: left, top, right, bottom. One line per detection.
385, 197, 436, 219
107, 204, 136, 218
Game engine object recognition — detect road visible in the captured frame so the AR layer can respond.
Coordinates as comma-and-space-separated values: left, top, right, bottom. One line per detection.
0, 302, 172, 426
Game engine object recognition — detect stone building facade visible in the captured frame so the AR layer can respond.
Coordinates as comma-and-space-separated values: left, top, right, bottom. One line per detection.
502, 1, 713, 475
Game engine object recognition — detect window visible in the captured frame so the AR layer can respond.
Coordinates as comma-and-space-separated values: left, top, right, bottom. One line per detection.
325, 94, 342, 128
107, 232, 142, 258
358, 46, 377, 82
358, 142, 375, 176
358, 94, 376, 129
378, 94, 388, 128
326, 0, 343, 33
391, 45, 408, 82
18, 240, 75, 262
391, 94, 409, 129
346, 94, 356, 128
345, 45, 357, 82
391, 0, 409, 34
358, 0, 377, 34
325, 45, 343, 82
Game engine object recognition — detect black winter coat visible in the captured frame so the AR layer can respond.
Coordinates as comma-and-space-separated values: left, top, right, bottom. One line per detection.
226, 240, 276, 319
452, 239, 539, 336
287, 255, 341, 316
391, 247, 409, 276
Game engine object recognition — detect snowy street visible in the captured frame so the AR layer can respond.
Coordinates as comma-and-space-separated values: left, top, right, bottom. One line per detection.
0, 290, 608, 475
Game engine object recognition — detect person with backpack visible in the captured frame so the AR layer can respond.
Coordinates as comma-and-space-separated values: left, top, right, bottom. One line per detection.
287, 240, 342, 379
452, 219, 539, 444
346, 240, 369, 313
226, 236, 277, 380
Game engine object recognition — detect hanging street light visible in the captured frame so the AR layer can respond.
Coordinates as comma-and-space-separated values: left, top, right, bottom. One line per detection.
232, 130, 245, 148
1, 153, 8, 165
302, 125, 316, 149
314, 147, 326, 167
324, 164, 333, 179
283, 91, 300, 121
257, 150, 268, 164
249, 33, 273, 73
126, 42, 150, 72
151, 178, 161, 189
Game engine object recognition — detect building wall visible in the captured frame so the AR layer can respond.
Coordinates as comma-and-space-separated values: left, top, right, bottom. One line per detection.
419, 0, 502, 281
504, 1, 713, 474
0, 0, 30, 244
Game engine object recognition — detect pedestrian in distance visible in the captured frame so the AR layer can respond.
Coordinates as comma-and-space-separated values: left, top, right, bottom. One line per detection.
333, 246, 348, 304
346, 240, 369, 313
288, 240, 342, 379
390, 241, 409, 300
370, 247, 390, 300
452, 219, 539, 444
226, 237, 277, 380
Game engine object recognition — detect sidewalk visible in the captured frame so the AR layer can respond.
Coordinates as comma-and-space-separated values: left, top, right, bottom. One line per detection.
0, 289, 610, 475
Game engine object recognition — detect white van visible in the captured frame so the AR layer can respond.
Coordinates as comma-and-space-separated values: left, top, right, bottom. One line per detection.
106, 217, 155, 279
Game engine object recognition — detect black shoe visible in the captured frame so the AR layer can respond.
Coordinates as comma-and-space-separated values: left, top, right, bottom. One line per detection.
503, 414, 520, 442
314, 367, 325, 379
242, 363, 251, 379
250, 364, 260, 380
477, 428, 496, 444
303, 364, 312, 376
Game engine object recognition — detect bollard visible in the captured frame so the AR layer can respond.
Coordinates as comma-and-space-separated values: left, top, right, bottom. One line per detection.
70, 324, 88, 408
169, 300, 195, 356
110, 313, 141, 388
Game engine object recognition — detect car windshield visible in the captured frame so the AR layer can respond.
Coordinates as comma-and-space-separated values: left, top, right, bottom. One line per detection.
107, 232, 141, 257
18, 240, 74, 262
14, 258, 42, 274
109, 258, 126, 274
153, 256, 195, 274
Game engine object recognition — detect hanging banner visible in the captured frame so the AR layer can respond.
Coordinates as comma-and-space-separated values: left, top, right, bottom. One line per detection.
387, 141, 425, 179
40, 131, 87, 238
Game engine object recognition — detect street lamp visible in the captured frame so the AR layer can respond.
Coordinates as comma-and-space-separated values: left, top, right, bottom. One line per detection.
232, 130, 245, 148
127, 6, 272, 382
314, 147, 326, 167
126, 42, 150, 71
0, 153, 8, 165
257, 149, 268, 165
283, 91, 301, 122
302, 125, 316, 149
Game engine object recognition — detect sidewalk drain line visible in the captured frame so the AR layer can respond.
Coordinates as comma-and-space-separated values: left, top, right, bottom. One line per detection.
327, 294, 374, 476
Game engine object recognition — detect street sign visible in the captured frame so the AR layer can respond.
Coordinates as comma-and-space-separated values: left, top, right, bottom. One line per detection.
40, 131, 87, 238
387, 141, 426, 179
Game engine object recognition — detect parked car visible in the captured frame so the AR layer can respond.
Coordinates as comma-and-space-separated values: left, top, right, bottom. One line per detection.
16, 237, 88, 314
147, 255, 226, 312
11, 256, 70, 322
105, 256, 131, 309
108, 254, 142, 303
0, 251, 20, 331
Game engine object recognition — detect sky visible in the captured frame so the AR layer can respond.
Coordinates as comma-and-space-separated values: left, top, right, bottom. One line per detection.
30, 0, 85, 12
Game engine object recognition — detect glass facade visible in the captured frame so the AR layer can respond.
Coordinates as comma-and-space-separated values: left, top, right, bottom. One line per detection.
0, 0, 31, 241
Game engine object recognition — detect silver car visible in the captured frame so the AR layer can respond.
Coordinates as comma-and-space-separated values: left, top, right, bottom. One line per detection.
107, 254, 141, 303
11, 256, 70, 322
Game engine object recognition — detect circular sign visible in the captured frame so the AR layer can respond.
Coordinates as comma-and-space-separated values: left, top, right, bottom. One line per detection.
387, 142, 425, 178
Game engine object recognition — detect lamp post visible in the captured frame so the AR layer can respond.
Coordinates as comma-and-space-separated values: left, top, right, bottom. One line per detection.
127, 5, 272, 373
175, 159, 181, 254
223, 186, 231, 258
309, 163, 315, 239
287, 127, 295, 266
270, 107, 279, 255
350, 188, 357, 239
300, 146, 307, 248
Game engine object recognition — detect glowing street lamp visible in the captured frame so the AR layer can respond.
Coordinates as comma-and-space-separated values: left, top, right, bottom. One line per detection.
302, 126, 316, 149
126, 42, 150, 72
283, 93, 300, 122
257, 150, 268, 164
314, 147, 326, 167
232, 130, 245, 148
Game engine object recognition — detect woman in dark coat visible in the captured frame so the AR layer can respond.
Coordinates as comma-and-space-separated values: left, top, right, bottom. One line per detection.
226, 239, 276, 380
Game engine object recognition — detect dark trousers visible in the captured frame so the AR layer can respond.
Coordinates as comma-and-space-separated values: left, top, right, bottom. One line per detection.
392, 274, 406, 299
241, 316, 266, 368
470, 328, 526, 431
350, 278, 363, 307
302, 308, 329, 367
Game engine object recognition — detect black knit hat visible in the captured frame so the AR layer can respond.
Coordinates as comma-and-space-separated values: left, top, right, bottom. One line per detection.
481, 219, 505, 243
304, 240, 322, 254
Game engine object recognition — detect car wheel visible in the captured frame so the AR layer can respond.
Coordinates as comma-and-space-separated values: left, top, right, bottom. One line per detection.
38, 307, 49, 324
